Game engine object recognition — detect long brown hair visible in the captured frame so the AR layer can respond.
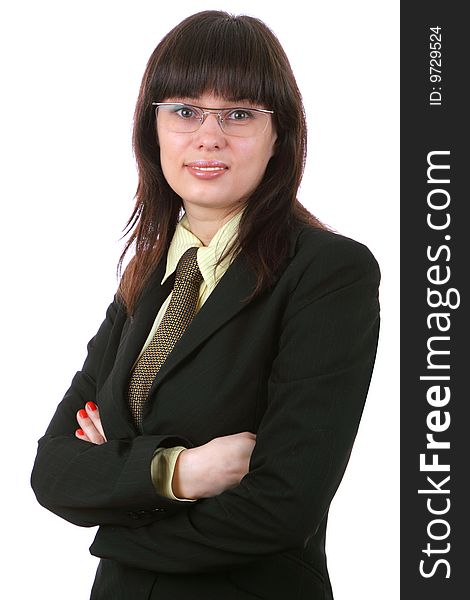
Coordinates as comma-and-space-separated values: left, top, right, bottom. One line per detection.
118, 10, 328, 315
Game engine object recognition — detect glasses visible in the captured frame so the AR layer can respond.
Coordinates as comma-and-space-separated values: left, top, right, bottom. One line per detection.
152, 102, 274, 137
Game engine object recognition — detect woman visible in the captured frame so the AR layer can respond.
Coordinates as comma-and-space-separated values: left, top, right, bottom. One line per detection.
31, 10, 381, 600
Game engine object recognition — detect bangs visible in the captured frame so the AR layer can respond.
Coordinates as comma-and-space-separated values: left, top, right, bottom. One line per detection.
150, 13, 282, 107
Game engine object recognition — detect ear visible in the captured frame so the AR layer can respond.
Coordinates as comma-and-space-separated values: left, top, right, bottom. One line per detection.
155, 122, 160, 147
269, 132, 279, 158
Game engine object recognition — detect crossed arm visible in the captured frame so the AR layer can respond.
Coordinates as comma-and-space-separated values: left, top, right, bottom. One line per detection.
31, 238, 380, 573
75, 403, 256, 500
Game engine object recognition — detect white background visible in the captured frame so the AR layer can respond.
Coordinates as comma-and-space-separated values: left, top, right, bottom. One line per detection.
1, 1, 399, 598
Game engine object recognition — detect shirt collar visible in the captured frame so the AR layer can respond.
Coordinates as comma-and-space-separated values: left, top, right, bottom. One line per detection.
161, 208, 244, 293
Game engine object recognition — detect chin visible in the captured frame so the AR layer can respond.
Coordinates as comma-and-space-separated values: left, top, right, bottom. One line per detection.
185, 197, 234, 209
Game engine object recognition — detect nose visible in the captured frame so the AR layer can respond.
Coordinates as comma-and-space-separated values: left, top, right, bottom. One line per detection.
193, 112, 226, 149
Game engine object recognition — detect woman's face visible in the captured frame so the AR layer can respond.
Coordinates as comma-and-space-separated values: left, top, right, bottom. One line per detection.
156, 92, 277, 217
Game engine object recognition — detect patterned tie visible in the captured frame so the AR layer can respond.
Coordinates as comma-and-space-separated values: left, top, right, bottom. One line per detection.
128, 246, 203, 430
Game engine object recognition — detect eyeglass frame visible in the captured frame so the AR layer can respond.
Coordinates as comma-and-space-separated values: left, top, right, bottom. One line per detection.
152, 102, 274, 135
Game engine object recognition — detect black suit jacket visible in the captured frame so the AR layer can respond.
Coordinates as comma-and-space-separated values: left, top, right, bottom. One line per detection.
31, 224, 381, 600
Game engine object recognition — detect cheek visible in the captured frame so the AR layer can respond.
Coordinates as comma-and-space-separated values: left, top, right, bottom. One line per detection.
242, 141, 274, 178
158, 129, 185, 165
159, 143, 188, 188
236, 140, 269, 169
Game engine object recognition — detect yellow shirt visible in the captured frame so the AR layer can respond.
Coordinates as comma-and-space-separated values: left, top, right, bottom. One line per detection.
148, 209, 244, 501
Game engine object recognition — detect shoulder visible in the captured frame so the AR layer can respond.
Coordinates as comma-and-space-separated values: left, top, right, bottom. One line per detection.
289, 224, 380, 280
278, 225, 381, 310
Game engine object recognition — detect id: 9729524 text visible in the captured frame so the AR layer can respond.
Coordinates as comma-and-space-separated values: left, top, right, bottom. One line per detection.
429, 26, 442, 106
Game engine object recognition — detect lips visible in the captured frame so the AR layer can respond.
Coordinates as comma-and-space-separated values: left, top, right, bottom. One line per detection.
185, 160, 228, 171
185, 160, 229, 179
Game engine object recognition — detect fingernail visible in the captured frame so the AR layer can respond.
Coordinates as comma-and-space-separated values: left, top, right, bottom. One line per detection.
86, 402, 97, 412
76, 428, 85, 436
78, 409, 88, 419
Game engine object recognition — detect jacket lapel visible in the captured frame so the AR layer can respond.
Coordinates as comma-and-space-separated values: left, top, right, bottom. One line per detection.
145, 225, 303, 401
145, 250, 257, 400
105, 259, 175, 435
106, 224, 303, 434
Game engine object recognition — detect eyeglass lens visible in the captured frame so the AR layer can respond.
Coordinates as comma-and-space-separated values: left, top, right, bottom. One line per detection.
156, 104, 270, 137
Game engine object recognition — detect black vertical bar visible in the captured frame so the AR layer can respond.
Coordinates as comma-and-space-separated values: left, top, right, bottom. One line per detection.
401, 3, 468, 599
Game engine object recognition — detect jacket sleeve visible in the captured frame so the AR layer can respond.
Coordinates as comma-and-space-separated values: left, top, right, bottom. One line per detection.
89, 238, 381, 572
30, 296, 194, 528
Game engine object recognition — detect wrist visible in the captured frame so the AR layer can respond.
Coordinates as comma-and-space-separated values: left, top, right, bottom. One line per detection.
172, 448, 197, 500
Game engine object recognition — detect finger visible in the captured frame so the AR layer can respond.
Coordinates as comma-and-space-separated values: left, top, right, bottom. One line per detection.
77, 409, 105, 444
76, 409, 105, 445
75, 428, 91, 442
85, 402, 107, 441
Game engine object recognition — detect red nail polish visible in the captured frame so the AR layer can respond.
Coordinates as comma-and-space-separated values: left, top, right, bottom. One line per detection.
78, 409, 88, 419
76, 428, 84, 436
86, 401, 97, 412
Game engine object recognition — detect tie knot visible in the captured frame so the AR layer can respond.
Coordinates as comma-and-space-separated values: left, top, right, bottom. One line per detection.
175, 246, 203, 284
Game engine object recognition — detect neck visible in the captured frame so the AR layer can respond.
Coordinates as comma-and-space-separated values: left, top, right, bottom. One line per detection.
183, 205, 243, 246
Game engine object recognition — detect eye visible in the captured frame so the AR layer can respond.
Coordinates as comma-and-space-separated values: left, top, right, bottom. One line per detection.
226, 109, 254, 121
175, 105, 198, 119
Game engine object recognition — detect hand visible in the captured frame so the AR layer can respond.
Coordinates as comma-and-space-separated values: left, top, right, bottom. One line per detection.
173, 431, 257, 500
75, 402, 107, 445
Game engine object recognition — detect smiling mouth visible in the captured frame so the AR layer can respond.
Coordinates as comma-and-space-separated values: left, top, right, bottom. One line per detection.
185, 160, 228, 169
190, 166, 226, 171
185, 161, 229, 179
